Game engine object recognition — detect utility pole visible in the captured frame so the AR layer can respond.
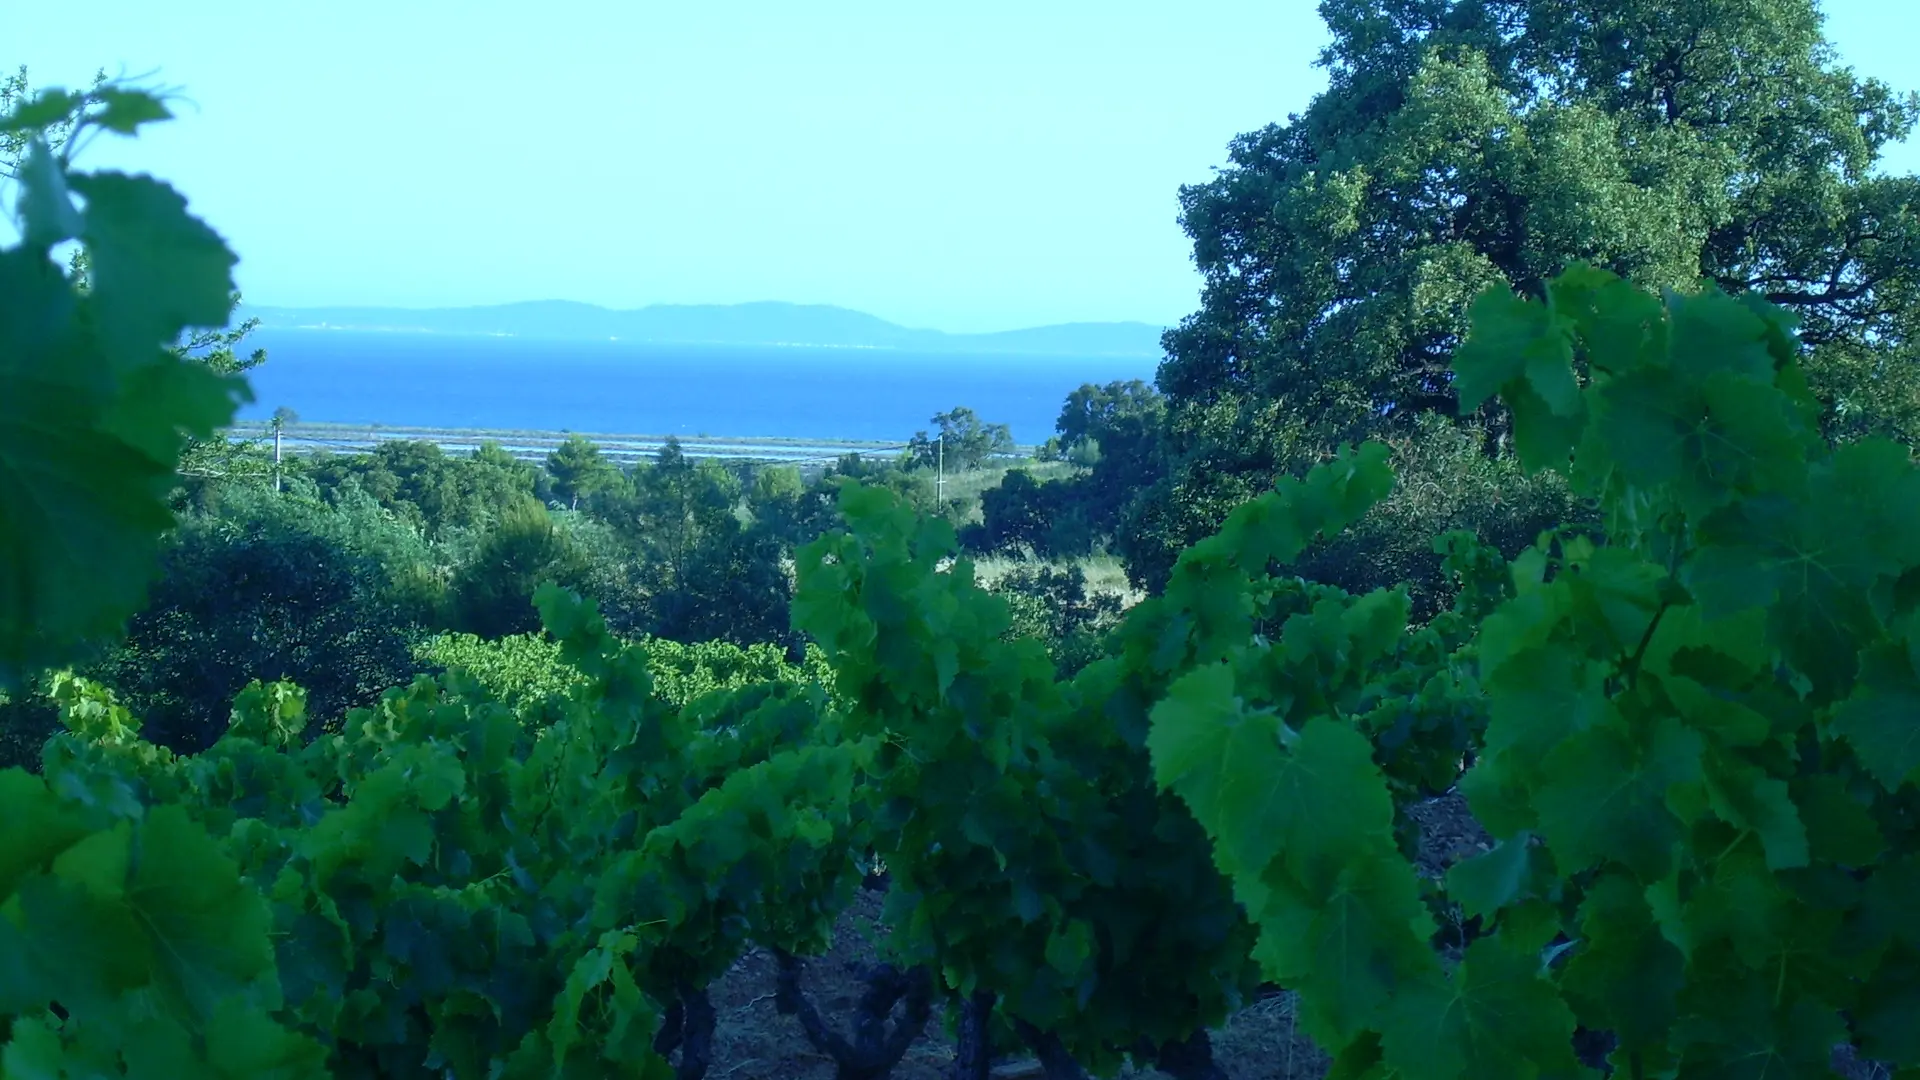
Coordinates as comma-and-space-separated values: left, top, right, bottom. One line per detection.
937, 433, 944, 504
270, 406, 298, 492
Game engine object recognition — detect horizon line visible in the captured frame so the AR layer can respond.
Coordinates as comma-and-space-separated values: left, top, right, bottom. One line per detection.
235, 297, 1179, 337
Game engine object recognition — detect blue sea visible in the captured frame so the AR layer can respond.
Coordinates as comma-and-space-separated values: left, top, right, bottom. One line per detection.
234, 331, 1162, 445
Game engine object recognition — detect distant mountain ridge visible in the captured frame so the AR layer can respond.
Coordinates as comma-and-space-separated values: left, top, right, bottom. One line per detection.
236, 299, 1171, 358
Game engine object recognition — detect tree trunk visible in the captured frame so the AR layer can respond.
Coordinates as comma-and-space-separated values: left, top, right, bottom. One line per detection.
1151, 1029, 1228, 1080
653, 998, 685, 1058
1010, 1018, 1088, 1080
652, 988, 716, 1080
677, 988, 716, 1080
774, 949, 935, 1080
951, 990, 997, 1080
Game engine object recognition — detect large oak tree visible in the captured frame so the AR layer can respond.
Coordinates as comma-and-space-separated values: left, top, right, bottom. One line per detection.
1123, 0, 1920, 589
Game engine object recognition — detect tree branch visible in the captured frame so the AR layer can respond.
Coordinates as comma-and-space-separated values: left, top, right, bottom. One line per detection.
773, 949, 935, 1080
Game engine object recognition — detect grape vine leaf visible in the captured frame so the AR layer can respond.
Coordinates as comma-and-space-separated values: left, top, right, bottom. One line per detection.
1532, 716, 1702, 880
1559, 872, 1684, 1051
1445, 833, 1538, 920
1379, 935, 1588, 1080
1149, 667, 1397, 893
1702, 757, 1809, 871
91, 87, 174, 134
0, 89, 83, 132
0, 769, 93, 897
1828, 647, 1920, 792
1, 145, 247, 677
68, 171, 239, 367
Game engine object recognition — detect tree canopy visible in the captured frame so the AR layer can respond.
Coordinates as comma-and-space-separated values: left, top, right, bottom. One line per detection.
545, 434, 619, 509
907, 406, 1016, 471
1126, 0, 1920, 587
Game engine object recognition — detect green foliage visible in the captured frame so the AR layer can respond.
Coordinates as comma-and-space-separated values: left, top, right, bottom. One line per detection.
964, 382, 1166, 562
907, 405, 1015, 472
1137, 444, 1495, 1065
1151, 265, 1920, 1077
0, 673, 60, 772
306, 438, 539, 538
33, 587, 868, 1079
415, 631, 580, 708
984, 563, 1125, 678
11, 34, 1920, 1080
545, 433, 619, 509
969, 468, 1063, 553
793, 483, 1265, 1074
89, 482, 436, 751
0, 79, 329, 1077
592, 439, 795, 647
542, 509, 651, 631
1056, 381, 1166, 535
818, 451, 936, 515
0, 82, 251, 682
1134, 0, 1920, 592
417, 626, 833, 711
166, 312, 274, 486
740, 461, 851, 548
1, 66, 111, 183
1285, 412, 1590, 622
638, 635, 833, 708
1799, 338, 1920, 448
1055, 380, 1164, 456
447, 495, 593, 639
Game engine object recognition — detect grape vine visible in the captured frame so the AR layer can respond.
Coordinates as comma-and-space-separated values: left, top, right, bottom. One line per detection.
1149, 267, 1920, 1078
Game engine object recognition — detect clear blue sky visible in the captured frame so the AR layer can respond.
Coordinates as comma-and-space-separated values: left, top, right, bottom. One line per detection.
7, 0, 1916, 333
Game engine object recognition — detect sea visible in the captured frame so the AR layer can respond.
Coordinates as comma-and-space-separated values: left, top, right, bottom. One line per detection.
233, 331, 1163, 446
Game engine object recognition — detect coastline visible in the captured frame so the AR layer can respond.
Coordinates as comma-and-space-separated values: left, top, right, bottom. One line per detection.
225, 420, 1034, 466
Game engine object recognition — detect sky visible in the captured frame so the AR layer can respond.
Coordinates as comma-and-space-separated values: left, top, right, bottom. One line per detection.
5, 0, 1917, 334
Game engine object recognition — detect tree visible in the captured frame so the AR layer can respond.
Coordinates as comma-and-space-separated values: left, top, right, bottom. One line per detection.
474, 439, 542, 490
1056, 380, 1164, 454
971, 469, 1059, 553
90, 485, 436, 751
305, 439, 537, 538
588, 440, 794, 647
1056, 380, 1166, 532
626, 440, 730, 594
740, 455, 933, 553
545, 434, 619, 509
907, 406, 1015, 472
448, 496, 593, 639
1128, 0, 1920, 589
985, 563, 1125, 678
965, 382, 1169, 559
739, 465, 811, 545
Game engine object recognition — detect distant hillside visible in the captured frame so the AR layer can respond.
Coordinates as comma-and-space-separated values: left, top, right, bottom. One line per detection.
236, 300, 1170, 358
